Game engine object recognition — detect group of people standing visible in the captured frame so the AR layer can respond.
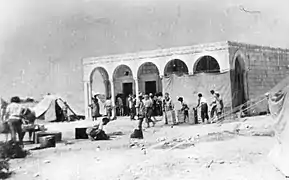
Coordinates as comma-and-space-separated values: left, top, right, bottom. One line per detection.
196, 90, 224, 124
90, 95, 113, 121
115, 93, 163, 118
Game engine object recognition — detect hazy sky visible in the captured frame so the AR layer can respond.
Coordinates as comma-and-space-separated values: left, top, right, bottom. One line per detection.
0, 0, 288, 113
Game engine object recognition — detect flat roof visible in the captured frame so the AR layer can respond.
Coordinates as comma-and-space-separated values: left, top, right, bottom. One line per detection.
83, 41, 289, 65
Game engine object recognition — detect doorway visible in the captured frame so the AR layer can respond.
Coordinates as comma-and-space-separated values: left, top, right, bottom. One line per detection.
123, 82, 133, 116
234, 59, 246, 107
123, 83, 133, 97
145, 81, 156, 95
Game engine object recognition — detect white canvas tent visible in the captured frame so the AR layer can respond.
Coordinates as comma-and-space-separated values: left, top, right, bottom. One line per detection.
32, 95, 65, 122
267, 77, 289, 177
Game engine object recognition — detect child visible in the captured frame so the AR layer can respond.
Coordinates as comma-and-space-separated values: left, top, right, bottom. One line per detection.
86, 117, 110, 141
177, 97, 189, 123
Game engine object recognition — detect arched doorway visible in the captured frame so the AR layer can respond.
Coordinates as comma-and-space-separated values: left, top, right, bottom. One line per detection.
137, 62, 161, 95
90, 67, 110, 115
194, 56, 220, 73
232, 55, 247, 108
90, 67, 110, 97
164, 59, 189, 76
113, 64, 134, 116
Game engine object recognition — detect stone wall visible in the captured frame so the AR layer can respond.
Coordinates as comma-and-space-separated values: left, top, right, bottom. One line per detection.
229, 41, 289, 114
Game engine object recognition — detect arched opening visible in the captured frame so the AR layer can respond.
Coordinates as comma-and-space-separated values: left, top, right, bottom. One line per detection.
90, 67, 110, 97
113, 64, 134, 116
194, 56, 220, 73
90, 67, 111, 115
137, 62, 162, 95
232, 55, 247, 108
164, 59, 189, 76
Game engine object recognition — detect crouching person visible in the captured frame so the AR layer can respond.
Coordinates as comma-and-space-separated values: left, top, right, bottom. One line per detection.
86, 117, 110, 141
130, 95, 145, 139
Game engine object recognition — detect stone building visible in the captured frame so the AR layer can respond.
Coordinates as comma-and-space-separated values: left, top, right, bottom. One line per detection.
82, 41, 289, 119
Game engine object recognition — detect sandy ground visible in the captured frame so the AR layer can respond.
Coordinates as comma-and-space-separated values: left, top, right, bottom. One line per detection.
2, 115, 287, 180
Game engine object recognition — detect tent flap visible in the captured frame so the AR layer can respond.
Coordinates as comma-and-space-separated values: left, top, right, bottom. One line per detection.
268, 86, 289, 176
32, 95, 57, 122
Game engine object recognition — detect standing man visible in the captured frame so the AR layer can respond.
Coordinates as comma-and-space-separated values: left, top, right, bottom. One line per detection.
143, 94, 156, 128
104, 97, 113, 119
209, 90, 217, 121
128, 94, 135, 120
116, 96, 124, 116
5, 96, 24, 144
215, 93, 224, 121
177, 97, 189, 123
196, 93, 209, 124
149, 93, 157, 122
163, 93, 176, 125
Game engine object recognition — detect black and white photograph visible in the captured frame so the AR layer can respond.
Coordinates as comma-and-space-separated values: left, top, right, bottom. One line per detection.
0, 0, 289, 179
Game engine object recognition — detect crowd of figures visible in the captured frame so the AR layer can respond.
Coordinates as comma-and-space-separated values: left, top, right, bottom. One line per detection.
119, 93, 163, 119
89, 89, 224, 124
87, 89, 224, 140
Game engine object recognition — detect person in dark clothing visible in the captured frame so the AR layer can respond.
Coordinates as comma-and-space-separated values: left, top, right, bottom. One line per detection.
21, 108, 36, 142
209, 90, 217, 119
86, 117, 110, 141
196, 93, 209, 123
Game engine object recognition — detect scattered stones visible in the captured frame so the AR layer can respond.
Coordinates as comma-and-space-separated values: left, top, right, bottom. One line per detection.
64, 141, 74, 145
43, 160, 50, 164
219, 161, 225, 164
157, 137, 166, 142
246, 124, 253, 129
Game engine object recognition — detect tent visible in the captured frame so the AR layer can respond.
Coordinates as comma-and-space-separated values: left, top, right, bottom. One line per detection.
267, 79, 289, 177
32, 95, 67, 122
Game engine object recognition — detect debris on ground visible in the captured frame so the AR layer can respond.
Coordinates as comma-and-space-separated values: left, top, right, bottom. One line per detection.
156, 137, 166, 142
64, 141, 74, 145
0, 141, 29, 159
43, 160, 50, 164
0, 159, 10, 179
206, 160, 214, 168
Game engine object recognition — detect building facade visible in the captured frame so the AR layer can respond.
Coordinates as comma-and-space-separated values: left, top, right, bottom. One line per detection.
82, 41, 289, 119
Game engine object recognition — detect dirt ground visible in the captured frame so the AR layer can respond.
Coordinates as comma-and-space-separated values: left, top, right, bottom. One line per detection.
3, 115, 287, 180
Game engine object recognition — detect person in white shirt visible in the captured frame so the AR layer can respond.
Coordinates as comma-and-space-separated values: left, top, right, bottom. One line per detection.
143, 94, 155, 128
86, 117, 110, 141
104, 97, 113, 119
196, 93, 209, 123
5, 96, 24, 144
